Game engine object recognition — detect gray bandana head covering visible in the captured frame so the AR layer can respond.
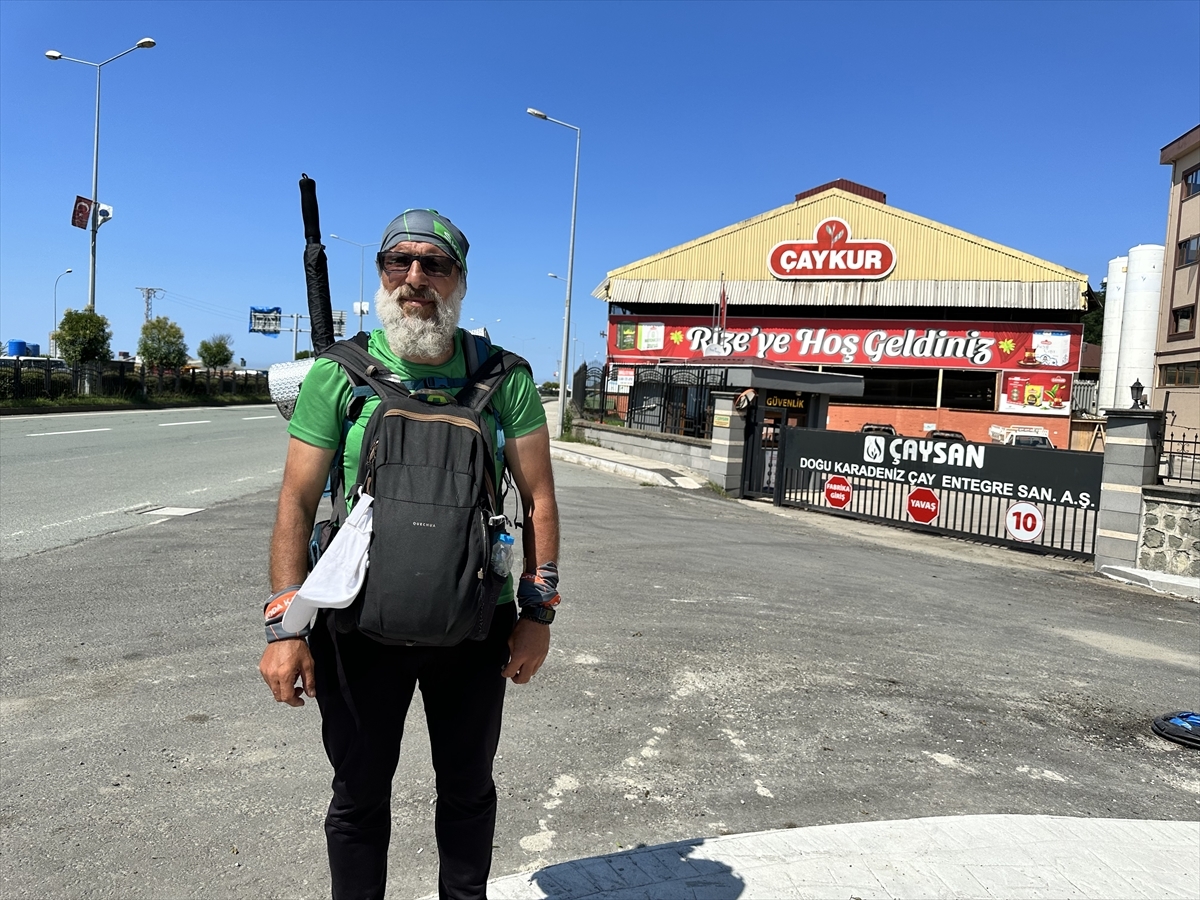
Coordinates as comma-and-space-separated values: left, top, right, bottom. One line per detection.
379, 209, 469, 274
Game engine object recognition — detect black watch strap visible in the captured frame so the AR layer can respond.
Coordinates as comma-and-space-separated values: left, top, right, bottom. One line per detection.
519, 605, 555, 625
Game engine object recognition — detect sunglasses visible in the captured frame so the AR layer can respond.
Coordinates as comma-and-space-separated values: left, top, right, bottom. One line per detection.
376, 252, 459, 278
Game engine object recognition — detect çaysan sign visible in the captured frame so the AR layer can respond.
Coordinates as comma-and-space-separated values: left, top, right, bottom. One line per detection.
768, 217, 897, 280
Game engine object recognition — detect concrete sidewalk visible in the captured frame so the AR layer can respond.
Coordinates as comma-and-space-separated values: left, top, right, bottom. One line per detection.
550, 439, 708, 490
483, 815, 1199, 899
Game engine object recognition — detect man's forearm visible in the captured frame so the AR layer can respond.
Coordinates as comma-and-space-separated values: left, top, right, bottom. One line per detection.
521, 489, 560, 572
269, 494, 319, 590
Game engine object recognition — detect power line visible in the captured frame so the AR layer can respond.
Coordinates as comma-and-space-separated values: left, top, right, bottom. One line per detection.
135, 287, 163, 322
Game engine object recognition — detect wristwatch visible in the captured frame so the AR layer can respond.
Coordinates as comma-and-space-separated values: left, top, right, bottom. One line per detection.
519, 605, 555, 625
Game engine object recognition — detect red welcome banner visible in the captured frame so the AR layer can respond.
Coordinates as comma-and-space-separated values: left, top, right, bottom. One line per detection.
608, 316, 1083, 372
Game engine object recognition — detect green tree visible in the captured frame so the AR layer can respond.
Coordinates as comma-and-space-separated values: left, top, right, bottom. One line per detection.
54, 308, 112, 365
1082, 286, 1105, 345
138, 316, 188, 369
294, 349, 313, 360
197, 333, 234, 369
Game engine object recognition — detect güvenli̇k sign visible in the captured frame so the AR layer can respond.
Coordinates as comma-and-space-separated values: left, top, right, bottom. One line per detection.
768, 217, 897, 280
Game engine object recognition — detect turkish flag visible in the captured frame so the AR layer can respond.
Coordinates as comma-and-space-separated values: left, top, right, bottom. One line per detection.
71, 196, 92, 229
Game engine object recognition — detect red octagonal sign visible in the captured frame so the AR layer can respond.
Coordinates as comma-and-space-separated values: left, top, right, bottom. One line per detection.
824, 475, 853, 509
907, 486, 940, 524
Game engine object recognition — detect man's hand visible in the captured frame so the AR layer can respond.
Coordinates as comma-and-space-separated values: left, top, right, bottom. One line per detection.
502, 618, 550, 684
259, 638, 316, 707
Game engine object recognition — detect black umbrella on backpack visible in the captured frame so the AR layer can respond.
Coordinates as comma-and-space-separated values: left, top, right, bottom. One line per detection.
300, 174, 336, 353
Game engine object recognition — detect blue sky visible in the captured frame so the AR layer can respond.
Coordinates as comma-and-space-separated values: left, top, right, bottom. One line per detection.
1, 1, 1197, 376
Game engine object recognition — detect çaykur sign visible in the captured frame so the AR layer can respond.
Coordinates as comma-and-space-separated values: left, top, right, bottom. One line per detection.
609, 315, 1083, 373
768, 217, 896, 280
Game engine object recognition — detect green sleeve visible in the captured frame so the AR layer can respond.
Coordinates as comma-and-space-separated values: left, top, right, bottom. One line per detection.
493, 364, 546, 439
286, 358, 353, 449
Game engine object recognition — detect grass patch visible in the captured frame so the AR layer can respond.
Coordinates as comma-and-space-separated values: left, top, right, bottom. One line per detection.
1, 393, 274, 412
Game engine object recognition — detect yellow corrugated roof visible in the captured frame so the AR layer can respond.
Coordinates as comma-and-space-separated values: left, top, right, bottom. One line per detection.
605, 188, 1087, 285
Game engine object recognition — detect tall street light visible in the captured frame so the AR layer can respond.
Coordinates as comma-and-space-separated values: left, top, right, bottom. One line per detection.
528, 107, 580, 439
45, 37, 156, 311
330, 233, 372, 332
52, 268, 73, 356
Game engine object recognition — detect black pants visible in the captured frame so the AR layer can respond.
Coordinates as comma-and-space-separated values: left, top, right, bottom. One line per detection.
310, 605, 515, 900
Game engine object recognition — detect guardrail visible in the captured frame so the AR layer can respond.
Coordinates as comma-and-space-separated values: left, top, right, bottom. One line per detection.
0, 357, 267, 402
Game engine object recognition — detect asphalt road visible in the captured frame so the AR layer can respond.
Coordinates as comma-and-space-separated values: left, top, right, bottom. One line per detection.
0, 406, 289, 560
0, 458, 1197, 899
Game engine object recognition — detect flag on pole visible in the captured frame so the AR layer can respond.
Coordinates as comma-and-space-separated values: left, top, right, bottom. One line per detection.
71, 196, 92, 229
718, 275, 728, 332
95, 204, 114, 228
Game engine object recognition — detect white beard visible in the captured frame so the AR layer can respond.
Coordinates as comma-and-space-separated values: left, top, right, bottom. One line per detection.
375, 278, 465, 361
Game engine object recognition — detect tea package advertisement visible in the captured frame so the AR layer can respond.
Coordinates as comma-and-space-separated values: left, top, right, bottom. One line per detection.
999, 371, 1073, 416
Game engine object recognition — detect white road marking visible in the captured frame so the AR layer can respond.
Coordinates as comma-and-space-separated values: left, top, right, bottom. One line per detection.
242, 415, 276, 420
25, 428, 112, 437
158, 420, 211, 427
138, 507, 204, 517
5, 501, 154, 536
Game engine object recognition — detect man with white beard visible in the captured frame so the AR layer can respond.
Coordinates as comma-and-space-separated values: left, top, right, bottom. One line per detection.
259, 209, 559, 900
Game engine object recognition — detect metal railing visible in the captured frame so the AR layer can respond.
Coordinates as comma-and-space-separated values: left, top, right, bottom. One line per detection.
1071, 379, 1099, 416
0, 357, 268, 403
1161, 431, 1200, 486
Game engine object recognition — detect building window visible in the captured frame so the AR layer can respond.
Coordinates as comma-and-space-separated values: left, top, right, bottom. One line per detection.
940, 370, 996, 411
1185, 166, 1200, 200
825, 367, 938, 407
1171, 305, 1195, 336
1161, 362, 1200, 386
1179, 235, 1200, 267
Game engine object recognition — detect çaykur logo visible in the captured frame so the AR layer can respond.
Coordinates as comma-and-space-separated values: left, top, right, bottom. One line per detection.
768, 217, 897, 280
864, 434, 986, 469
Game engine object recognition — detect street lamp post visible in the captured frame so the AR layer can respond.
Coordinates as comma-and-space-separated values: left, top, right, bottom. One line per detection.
45, 37, 156, 311
329, 233, 372, 332
528, 107, 580, 439
52, 268, 73, 356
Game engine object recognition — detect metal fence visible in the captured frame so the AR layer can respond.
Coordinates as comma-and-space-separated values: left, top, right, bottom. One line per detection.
1071, 379, 1099, 416
772, 428, 1103, 559
1161, 431, 1200, 486
625, 365, 728, 439
0, 357, 268, 403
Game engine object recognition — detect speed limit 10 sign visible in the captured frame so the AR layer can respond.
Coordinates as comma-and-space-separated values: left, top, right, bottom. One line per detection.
1005, 501, 1045, 542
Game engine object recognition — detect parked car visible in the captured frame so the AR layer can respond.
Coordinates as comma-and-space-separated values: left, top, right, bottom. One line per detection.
1006, 433, 1055, 450
859, 423, 897, 435
928, 429, 966, 441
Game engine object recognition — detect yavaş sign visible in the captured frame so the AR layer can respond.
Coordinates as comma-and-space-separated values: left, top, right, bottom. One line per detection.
768, 217, 896, 280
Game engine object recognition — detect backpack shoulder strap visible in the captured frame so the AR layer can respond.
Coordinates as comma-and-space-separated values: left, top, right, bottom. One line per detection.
456, 347, 532, 415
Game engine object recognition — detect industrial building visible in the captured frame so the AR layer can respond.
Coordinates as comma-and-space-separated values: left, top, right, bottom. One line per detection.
594, 180, 1093, 447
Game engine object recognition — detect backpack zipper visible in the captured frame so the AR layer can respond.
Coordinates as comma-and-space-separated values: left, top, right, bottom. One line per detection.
381, 408, 483, 435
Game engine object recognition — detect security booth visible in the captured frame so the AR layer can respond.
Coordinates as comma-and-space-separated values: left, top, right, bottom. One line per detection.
704, 364, 864, 498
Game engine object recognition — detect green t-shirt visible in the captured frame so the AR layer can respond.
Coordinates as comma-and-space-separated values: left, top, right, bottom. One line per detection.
287, 328, 546, 604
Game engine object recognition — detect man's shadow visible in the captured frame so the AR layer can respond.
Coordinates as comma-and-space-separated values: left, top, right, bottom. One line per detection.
525, 837, 745, 899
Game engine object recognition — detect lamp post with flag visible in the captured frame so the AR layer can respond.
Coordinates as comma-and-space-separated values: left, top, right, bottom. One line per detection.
46, 37, 156, 311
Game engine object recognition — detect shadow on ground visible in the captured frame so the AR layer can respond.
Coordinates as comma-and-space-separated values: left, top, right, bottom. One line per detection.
514, 838, 744, 900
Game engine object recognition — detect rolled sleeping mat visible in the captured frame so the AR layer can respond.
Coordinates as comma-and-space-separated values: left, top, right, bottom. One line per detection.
268, 357, 315, 421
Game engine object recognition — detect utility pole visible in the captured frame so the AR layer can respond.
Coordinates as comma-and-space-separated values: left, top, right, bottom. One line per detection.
135, 286, 163, 322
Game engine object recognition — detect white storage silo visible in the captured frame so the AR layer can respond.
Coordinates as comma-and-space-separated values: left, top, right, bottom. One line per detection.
1113, 244, 1164, 407
1097, 255, 1127, 411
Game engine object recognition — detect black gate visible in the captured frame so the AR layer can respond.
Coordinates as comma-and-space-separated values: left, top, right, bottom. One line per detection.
773, 428, 1103, 559
625, 366, 727, 439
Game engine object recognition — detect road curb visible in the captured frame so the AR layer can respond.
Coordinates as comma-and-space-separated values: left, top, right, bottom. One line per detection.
550, 446, 673, 486
1100, 565, 1200, 601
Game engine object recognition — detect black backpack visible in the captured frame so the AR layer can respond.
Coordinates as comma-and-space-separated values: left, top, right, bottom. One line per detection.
314, 330, 530, 647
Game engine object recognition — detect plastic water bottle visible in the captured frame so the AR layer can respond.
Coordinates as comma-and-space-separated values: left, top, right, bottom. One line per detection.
491, 533, 515, 576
